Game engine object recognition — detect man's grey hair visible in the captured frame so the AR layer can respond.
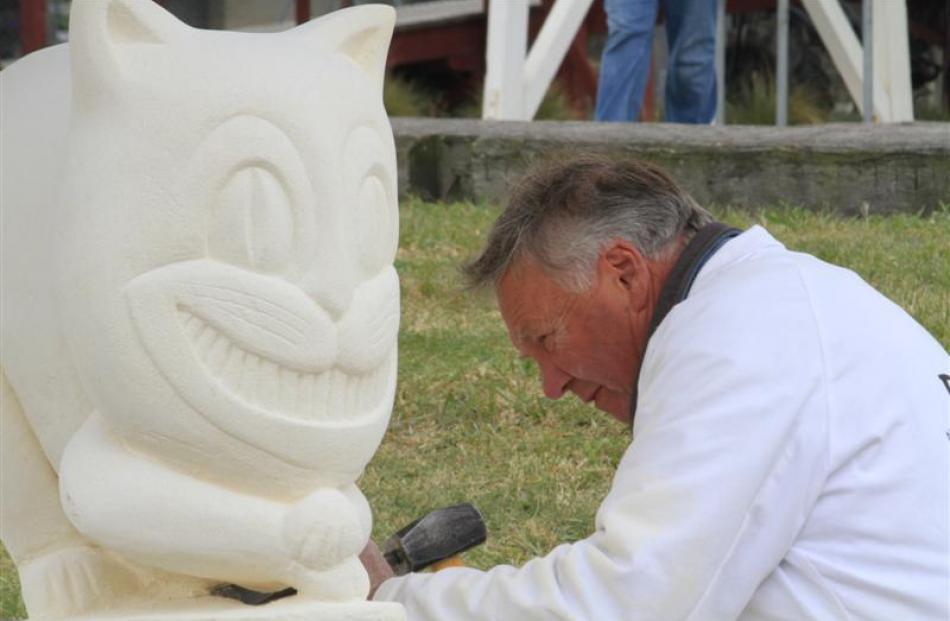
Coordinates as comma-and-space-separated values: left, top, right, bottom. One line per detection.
462, 154, 714, 291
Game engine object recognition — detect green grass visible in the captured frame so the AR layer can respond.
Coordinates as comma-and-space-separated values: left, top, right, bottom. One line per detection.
0, 546, 23, 618
3, 201, 947, 617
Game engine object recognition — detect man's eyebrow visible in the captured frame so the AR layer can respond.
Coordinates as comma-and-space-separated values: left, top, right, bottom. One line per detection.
511, 329, 529, 347
518, 326, 546, 341
515, 327, 539, 345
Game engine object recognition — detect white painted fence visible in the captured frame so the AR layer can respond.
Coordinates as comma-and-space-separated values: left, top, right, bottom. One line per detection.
483, 0, 595, 121
482, 0, 914, 123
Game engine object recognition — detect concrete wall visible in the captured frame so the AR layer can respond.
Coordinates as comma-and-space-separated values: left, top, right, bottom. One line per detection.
391, 119, 950, 214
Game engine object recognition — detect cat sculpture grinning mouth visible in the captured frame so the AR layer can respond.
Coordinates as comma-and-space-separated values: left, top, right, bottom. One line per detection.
124, 259, 400, 467
179, 307, 388, 421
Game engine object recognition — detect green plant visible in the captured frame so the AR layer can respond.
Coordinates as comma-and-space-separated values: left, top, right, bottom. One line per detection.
727, 73, 828, 125
914, 101, 950, 122
430, 80, 580, 120
383, 73, 429, 117
534, 82, 582, 121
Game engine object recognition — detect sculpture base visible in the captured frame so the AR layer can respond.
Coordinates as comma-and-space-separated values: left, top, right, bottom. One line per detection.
67, 598, 405, 621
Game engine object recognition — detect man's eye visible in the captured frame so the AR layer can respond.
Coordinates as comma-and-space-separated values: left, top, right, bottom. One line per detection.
539, 333, 554, 351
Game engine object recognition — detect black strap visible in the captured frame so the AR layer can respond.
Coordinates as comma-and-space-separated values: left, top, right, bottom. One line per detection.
628, 223, 741, 425
211, 583, 297, 605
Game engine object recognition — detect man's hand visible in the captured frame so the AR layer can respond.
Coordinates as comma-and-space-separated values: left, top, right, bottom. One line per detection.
359, 539, 394, 599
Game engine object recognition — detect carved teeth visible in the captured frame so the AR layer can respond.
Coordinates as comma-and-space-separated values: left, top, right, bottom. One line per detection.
207, 337, 230, 374
242, 352, 261, 403
297, 372, 314, 418
312, 370, 329, 420
279, 368, 298, 414
259, 360, 280, 411
345, 371, 357, 414
187, 315, 206, 342
178, 308, 387, 421
328, 369, 345, 418
195, 323, 217, 354
224, 345, 245, 388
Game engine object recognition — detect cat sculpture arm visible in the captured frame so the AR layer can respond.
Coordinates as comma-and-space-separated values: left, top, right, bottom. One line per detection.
60, 413, 372, 600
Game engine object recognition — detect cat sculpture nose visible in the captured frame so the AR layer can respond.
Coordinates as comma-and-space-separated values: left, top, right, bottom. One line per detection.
299, 267, 355, 321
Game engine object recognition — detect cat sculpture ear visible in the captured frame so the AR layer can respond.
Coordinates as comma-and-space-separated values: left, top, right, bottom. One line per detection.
69, 0, 187, 105
294, 5, 395, 94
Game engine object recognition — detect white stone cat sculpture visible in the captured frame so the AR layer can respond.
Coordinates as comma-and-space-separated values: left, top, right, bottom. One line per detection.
1, 1, 403, 618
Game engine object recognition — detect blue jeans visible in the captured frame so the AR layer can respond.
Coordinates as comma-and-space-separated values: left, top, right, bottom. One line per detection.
595, 0, 717, 123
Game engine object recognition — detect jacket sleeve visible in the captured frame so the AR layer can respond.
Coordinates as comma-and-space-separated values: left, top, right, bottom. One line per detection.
375, 264, 831, 620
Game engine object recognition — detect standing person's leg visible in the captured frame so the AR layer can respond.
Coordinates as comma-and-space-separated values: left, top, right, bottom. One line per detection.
595, 0, 660, 122
663, 0, 717, 123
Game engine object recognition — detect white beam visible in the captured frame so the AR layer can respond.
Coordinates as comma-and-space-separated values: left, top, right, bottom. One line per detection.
777, 0, 790, 126
862, 0, 873, 123
872, 0, 913, 121
523, 0, 595, 119
799, 0, 890, 121
483, 0, 529, 120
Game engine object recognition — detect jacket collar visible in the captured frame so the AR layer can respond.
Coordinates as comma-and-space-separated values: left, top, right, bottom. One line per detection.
628, 222, 742, 425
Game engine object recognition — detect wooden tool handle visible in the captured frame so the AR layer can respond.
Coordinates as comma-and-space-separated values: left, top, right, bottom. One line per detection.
430, 555, 465, 571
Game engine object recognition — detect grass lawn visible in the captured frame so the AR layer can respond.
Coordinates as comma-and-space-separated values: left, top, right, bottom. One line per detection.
3, 201, 948, 617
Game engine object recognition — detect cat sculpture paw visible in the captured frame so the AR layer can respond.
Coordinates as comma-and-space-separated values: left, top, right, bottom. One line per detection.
281, 486, 372, 599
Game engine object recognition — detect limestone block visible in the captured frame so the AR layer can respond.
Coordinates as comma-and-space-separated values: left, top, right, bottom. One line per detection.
0, 1, 404, 619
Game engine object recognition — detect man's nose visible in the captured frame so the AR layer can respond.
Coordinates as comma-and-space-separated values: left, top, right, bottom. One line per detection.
538, 359, 571, 400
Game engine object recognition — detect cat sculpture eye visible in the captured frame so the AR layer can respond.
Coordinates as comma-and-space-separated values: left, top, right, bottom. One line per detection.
209, 165, 295, 273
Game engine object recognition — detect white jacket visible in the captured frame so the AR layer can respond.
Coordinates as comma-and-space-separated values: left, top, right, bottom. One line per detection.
375, 226, 949, 620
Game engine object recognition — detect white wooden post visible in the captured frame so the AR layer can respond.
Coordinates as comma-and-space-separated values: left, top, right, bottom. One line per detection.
798, 0, 913, 122
523, 0, 595, 119
872, 0, 913, 121
776, 0, 790, 126
483, 0, 913, 123
862, 0, 873, 123
483, 0, 529, 120
483, 0, 595, 120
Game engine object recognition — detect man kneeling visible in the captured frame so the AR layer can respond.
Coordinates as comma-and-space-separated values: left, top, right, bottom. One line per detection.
366, 156, 949, 620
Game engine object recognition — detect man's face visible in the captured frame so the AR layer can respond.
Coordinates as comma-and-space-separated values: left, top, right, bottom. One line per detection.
496, 253, 647, 423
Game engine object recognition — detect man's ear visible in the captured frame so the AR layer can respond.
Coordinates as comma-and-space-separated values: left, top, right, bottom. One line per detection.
599, 241, 650, 308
